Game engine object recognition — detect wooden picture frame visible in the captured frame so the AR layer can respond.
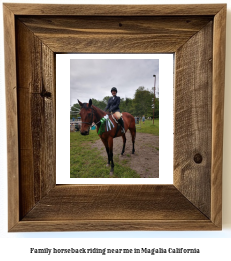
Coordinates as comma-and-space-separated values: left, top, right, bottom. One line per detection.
4, 3, 226, 232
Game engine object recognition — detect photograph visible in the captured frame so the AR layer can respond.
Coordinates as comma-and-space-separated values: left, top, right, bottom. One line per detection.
70, 59, 159, 178
56, 53, 173, 185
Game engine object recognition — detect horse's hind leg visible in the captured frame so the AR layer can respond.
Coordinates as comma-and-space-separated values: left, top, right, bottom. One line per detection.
130, 127, 136, 154
121, 134, 126, 155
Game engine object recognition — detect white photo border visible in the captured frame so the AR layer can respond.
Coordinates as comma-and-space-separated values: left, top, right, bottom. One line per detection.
56, 54, 173, 184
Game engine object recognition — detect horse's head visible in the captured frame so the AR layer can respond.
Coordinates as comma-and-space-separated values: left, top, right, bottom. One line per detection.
78, 99, 93, 135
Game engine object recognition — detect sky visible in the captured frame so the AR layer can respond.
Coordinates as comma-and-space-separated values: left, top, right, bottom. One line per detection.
70, 59, 159, 106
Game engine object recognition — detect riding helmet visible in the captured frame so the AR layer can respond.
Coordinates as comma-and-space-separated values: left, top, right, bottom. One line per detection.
111, 87, 117, 93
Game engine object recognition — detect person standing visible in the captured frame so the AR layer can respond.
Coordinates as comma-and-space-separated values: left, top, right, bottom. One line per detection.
142, 115, 145, 124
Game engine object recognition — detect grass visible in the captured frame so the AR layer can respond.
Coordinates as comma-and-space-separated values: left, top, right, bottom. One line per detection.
135, 119, 159, 136
70, 118, 159, 178
70, 130, 140, 178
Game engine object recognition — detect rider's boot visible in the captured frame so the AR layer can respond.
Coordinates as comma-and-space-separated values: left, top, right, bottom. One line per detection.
118, 118, 125, 133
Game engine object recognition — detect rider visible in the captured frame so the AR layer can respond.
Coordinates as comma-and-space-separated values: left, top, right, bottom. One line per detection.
105, 87, 125, 133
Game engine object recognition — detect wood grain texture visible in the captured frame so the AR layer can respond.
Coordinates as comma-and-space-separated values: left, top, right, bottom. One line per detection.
13, 185, 219, 232
3, 4, 19, 231
11, 220, 219, 232
18, 16, 213, 53
174, 22, 213, 218
22, 185, 207, 221
211, 5, 226, 228
3, 3, 225, 16
16, 19, 56, 219
4, 3, 226, 231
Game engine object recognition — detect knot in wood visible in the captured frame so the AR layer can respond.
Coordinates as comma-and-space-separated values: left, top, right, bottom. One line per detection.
194, 153, 202, 164
40, 90, 52, 99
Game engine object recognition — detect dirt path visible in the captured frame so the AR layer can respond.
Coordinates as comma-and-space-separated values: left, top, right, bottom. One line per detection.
91, 132, 159, 178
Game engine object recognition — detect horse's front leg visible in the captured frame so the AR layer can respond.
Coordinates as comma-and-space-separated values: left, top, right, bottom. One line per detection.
101, 138, 110, 167
106, 147, 110, 167
108, 136, 114, 176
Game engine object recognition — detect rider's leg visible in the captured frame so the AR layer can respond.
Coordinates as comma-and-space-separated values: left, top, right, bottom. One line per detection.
118, 118, 125, 133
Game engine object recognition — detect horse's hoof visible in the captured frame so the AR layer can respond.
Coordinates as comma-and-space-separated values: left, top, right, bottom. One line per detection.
106, 164, 110, 167
109, 172, 114, 176
121, 153, 124, 156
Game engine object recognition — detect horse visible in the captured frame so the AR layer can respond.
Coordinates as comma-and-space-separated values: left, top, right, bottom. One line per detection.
78, 99, 136, 176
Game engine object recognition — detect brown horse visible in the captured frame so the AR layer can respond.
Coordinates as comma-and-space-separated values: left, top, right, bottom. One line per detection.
78, 99, 136, 176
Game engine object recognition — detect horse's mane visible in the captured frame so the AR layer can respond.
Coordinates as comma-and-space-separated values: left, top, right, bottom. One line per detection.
92, 105, 107, 115
81, 102, 108, 116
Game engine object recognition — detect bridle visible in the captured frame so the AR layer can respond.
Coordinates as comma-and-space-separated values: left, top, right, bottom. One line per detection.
81, 106, 94, 125
81, 106, 101, 127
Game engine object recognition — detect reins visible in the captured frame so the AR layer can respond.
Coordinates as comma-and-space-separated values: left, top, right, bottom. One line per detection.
92, 111, 111, 126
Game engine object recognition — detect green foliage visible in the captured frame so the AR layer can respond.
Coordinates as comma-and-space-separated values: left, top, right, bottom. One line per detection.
102, 96, 110, 106
132, 86, 159, 118
91, 98, 107, 110
154, 97, 159, 118
119, 97, 134, 114
133, 86, 152, 117
71, 86, 159, 119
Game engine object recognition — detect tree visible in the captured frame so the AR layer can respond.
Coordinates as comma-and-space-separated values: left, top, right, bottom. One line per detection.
102, 96, 110, 105
154, 97, 159, 118
91, 98, 105, 110
132, 86, 153, 117
120, 97, 133, 114
70, 86, 159, 120
150, 87, 159, 118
